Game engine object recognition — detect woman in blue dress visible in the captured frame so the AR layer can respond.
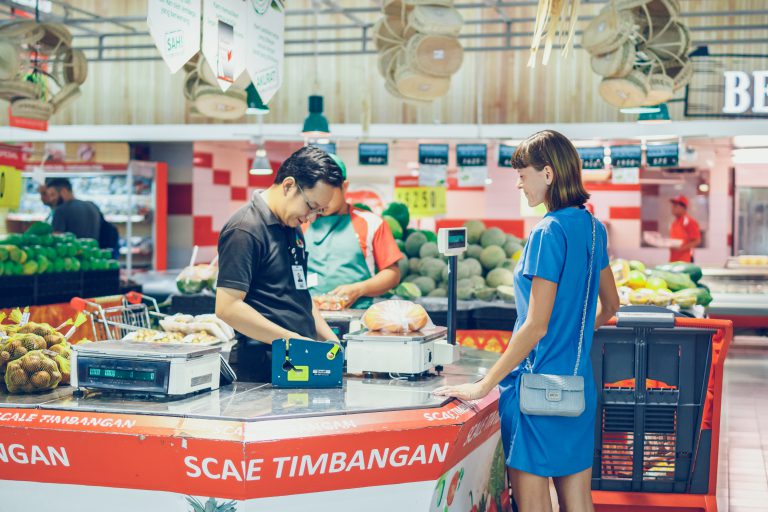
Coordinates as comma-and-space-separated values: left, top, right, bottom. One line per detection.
435, 130, 620, 512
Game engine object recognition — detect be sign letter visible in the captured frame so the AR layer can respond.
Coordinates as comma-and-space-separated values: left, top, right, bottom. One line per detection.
723, 71, 768, 115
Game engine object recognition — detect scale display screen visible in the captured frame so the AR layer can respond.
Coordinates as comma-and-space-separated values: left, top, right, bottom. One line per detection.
88, 367, 156, 382
447, 230, 466, 249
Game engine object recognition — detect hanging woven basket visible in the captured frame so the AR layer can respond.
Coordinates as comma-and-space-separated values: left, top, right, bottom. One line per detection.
582, 7, 634, 56
406, 5, 463, 37
405, 33, 463, 77
394, 52, 451, 101
591, 40, 636, 78
193, 84, 247, 120
10, 97, 53, 120
598, 69, 650, 108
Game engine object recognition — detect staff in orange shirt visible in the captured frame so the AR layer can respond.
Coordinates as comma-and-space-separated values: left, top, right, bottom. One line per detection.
669, 195, 701, 263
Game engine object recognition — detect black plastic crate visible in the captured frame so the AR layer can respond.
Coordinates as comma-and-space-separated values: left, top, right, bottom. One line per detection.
82, 269, 120, 299
0, 275, 35, 308
472, 302, 517, 331
170, 293, 216, 315
34, 272, 83, 306
590, 309, 714, 494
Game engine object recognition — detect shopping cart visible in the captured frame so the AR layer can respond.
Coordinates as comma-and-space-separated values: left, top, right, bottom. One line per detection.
70, 292, 164, 341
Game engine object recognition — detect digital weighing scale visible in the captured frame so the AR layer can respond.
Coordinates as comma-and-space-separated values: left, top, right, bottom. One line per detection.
343, 228, 467, 378
72, 341, 222, 397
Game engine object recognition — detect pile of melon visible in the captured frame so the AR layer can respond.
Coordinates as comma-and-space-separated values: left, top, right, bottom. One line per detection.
393, 220, 524, 302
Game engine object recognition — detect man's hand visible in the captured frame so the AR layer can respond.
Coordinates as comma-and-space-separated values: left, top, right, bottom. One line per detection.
330, 282, 367, 306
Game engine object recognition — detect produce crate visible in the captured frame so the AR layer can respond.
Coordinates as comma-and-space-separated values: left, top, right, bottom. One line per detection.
0, 275, 35, 308
472, 302, 517, 331
590, 308, 731, 509
169, 293, 216, 315
34, 272, 83, 306
82, 269, 120, 299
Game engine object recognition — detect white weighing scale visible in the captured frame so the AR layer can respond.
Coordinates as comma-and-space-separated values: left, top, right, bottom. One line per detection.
72, 341, 222, 397
343, 228, 467, 378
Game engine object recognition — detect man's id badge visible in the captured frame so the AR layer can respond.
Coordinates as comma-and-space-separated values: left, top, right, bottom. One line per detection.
292, 265, 308, 290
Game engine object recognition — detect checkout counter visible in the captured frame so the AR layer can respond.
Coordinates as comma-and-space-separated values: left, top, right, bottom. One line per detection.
0, 347, 505, 512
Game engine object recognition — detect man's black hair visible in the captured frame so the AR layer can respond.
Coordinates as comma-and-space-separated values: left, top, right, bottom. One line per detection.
45, 178, 73, 191
274, 146, 344, 189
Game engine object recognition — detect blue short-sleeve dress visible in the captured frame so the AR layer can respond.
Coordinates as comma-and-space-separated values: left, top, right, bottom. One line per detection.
498, 206, 609, 477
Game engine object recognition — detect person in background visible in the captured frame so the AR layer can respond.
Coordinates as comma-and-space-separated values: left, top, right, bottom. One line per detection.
37, 183, 57, 222
45, 178, 102, 240
304, 154, 403, 309
215, 146, 344, 383
434, 130, 620, 512
669, 195, 701, 263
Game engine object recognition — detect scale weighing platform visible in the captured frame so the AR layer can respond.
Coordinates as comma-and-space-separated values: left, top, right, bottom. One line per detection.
344, 326, 459, 378
72, 341, 222, 397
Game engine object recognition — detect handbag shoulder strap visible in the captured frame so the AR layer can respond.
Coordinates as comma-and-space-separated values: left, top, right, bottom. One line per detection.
525, 211, 596, 376
573, 213, 597, 376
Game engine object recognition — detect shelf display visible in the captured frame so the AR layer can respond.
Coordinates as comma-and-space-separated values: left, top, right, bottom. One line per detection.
6, 161, 166, 272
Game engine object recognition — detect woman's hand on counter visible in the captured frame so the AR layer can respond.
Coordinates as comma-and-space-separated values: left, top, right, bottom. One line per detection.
432, 380, 493, 401
330, 283, 365, 306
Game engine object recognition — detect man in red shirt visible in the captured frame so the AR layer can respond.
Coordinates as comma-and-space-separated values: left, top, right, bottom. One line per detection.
669, 195, 701, 262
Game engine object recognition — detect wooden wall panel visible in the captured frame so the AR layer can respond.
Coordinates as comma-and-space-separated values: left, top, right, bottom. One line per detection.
0, 0, 765, 127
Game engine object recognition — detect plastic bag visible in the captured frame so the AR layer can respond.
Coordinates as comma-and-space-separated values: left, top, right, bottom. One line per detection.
195, 315, 235, 340
159, 314, 196, 334
313, 294, 351, 311
5, 349, 62, 394
361, 300, 432, 333
176, 265, 217, 294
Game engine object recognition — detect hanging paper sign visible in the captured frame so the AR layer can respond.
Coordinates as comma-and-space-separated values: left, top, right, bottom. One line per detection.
311, 142, 336, 155
610, 145, 642, 169
612, 167, 640, 185
202, 0, 247, 91
394, 186, 447, 219
147, 0, 201, 73
577, 147, 605, 170
456, 144, 488, 187
418, 144, 448, 187
245, 0, 285, 104
358, 143, 388, 165
646, 143, 679, 168
498, 144, 516, 168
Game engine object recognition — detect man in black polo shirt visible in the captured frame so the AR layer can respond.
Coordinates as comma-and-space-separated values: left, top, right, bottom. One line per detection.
215, 146, 344, 382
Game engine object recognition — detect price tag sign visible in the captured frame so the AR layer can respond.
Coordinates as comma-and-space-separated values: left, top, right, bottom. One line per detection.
418, 144, 449, 166
358, 143, 388, 165
646, 143, 679, 167
456, 144, 487, 167
498, 144, 516, 168
0, 165, 22, 208
312, 142, 337, 155
610, 145, 642, 169
394, 186, 447, 219
612, 167, 640, 185
577, 147, 605, 170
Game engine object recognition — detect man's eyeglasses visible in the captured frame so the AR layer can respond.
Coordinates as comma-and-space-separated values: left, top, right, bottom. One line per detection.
296, 184, 325, 217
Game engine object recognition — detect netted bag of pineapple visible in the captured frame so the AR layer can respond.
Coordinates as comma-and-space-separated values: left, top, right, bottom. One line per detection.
5, 349, 63, 394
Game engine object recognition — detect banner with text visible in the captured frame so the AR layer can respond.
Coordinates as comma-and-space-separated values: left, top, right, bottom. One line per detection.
497, 144, 515, 168
147, 0, 201, 73
245, 0, 285, 104
456, 144, 487, 188
418, 144, 448, 187
201, 0, 247, 91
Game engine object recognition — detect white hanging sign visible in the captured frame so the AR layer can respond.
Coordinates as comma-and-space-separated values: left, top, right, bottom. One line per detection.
147, 0, 202, 73
245, 0, 285, 104
201, 0, 248, 91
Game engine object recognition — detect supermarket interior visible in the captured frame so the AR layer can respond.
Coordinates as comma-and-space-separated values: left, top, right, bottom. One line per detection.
0, 1, 767, 511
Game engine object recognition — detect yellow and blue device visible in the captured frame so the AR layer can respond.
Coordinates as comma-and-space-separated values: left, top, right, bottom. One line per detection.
271, 338, 344, 388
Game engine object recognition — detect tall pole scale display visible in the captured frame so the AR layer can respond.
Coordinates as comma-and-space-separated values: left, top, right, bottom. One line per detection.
437, 227, 468, 348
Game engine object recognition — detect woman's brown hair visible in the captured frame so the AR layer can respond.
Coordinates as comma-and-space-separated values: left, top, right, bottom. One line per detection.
511, 130, 590, 211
